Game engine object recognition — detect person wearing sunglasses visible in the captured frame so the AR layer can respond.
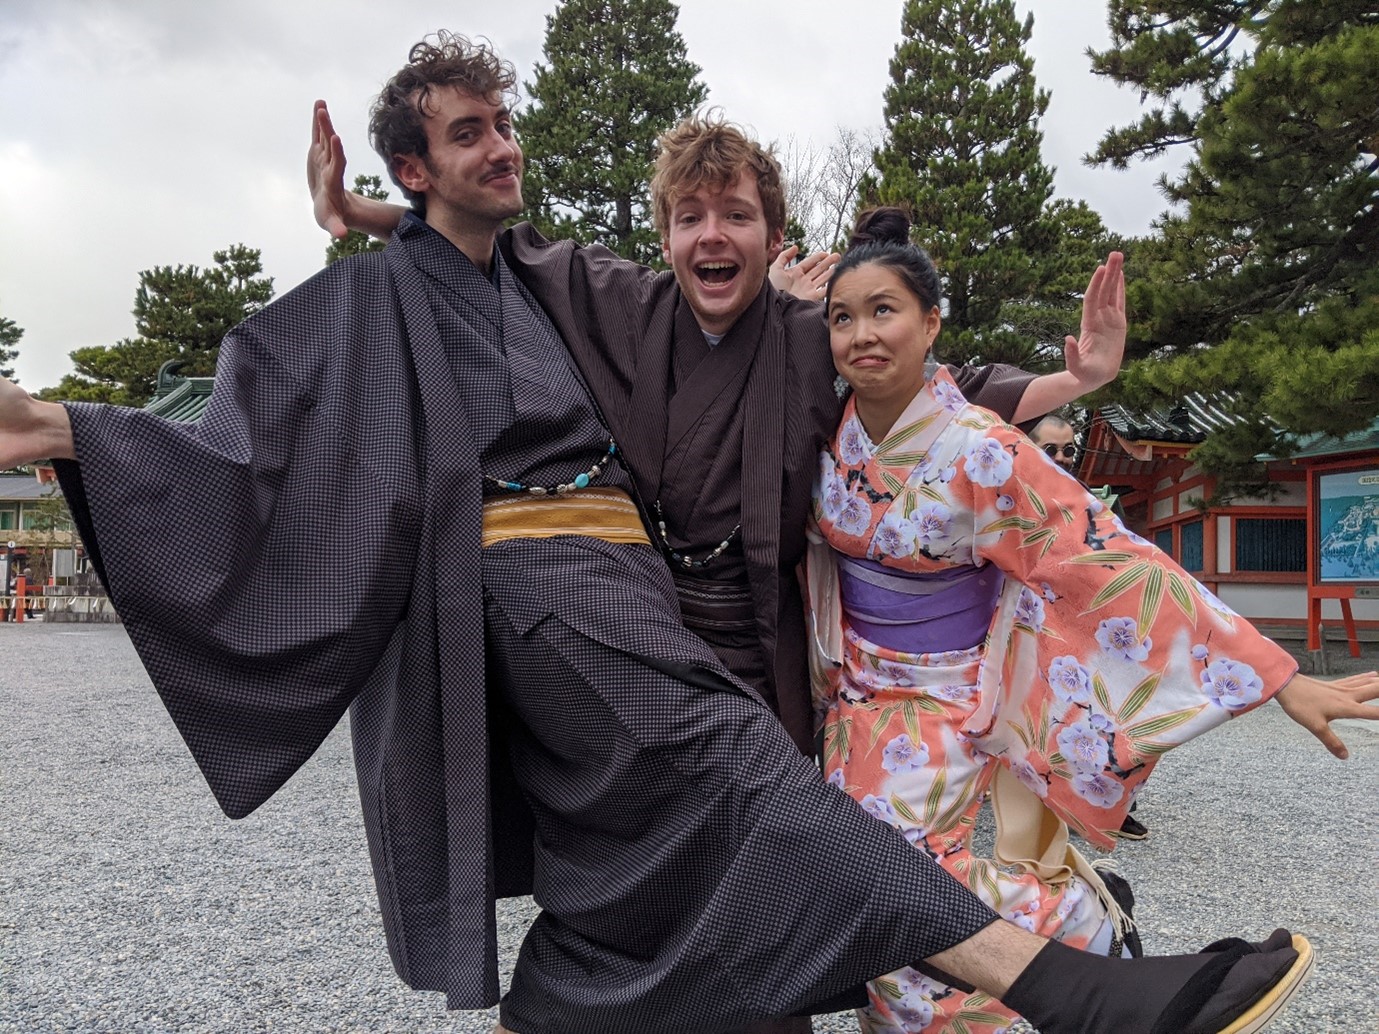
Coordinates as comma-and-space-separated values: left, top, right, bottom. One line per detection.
1030, 415, 1079, 474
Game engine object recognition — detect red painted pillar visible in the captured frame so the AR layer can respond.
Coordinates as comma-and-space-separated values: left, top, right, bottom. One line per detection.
13, 574, 25, 623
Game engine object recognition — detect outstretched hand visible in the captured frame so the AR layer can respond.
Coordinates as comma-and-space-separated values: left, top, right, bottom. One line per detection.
770, 245, 840, 301
1275, 670, 1379, 759
308, 100, 350, 239
1063, 251, 1126, 391
0, 377, 75, 467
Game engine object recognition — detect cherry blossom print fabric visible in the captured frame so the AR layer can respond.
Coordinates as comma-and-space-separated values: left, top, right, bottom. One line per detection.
809, 366, 1299, 1033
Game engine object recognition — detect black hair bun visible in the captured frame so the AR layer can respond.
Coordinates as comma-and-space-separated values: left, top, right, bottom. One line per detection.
848, 207, 912, 250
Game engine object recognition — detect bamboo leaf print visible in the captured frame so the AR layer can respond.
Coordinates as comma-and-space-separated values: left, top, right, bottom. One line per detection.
891, 794, 922, 825
1093, 672, 1113, 715
949, 1017, 974, 1034
823, 714, 852, 766
1011, 722, 1033, 749
1086, 562, 1152, 612
966, 993, 994, 1009
901, 699, 922, 743
1022, 481, 1048, 520
1130, 739, 1176, 757
1021, 528, 1058, 550
1192, 578, 1237, 627
1138, 565, 1165, 636
873, 977, 901, 999
1066, 551, 1138, 565
877, 414, 937, 453
915, 695, 946, 715
1118, 671, 1162, 724
1125, 705, 1206, 740
978, 515, 1041, 534
916, 483, 947, 503
958, 1011, 1018, 1028
1059, 504, 1076, 524
865, 704, 903, 755
933, 774, 979, 832
924, 768, 948, 823
1167, 571, 1198, 624
1048, 751, 1066, 766
885, 450, 928, 467
879, 470, 907, 496
979, 863, 1002, 905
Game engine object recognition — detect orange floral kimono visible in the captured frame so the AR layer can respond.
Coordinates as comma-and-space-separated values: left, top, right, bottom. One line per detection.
806, 368, 1298, 1034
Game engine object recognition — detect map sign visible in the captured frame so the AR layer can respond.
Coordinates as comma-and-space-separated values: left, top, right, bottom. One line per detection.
1317, 466, 1379, 583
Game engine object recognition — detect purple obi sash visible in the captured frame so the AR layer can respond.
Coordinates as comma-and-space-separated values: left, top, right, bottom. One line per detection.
835, 554, 1003, 653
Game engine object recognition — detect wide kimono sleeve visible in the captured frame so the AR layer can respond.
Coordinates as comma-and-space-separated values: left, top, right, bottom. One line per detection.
54, 271, 424, 820
951, 412, 1298, 848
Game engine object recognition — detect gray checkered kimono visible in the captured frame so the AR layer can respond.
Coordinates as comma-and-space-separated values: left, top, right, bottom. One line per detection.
55, 220, 998, 1032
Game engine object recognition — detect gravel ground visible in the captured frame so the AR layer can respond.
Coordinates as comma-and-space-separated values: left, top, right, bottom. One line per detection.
1, 622, 1375, 1033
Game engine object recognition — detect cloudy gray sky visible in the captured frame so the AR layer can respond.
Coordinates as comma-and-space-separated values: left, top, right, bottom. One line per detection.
1, 0, 1181, 390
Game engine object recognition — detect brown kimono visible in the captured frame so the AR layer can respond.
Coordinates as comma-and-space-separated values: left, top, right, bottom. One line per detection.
501, 225, 1034, 754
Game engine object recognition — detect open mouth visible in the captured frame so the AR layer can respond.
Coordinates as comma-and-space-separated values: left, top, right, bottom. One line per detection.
696, 261, 739, 286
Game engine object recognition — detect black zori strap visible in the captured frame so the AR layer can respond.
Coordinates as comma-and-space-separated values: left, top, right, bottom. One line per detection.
998, 929, 1300, 1034
1148, 940, 1253, 1034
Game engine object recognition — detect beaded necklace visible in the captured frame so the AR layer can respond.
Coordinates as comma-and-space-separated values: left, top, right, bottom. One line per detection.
653, 501, 741, 570
485, 440, 618, 496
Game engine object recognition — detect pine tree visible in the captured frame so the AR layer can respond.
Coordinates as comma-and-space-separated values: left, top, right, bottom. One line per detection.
326, 175, 390, 264
515, 0, 708, 265
1089, 1, 1379, 495
0, 314, 21, 381
39, 245, 274, 406
871, 0, 1111, 371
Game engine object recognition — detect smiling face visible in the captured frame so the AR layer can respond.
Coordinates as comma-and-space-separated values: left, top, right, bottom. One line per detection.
828, 261, 942, 419
392, 86, 523, 241
661, 173, 784, 337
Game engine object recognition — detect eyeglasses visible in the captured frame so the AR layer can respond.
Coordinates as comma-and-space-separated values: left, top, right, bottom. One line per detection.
1041, 443, 1079, 461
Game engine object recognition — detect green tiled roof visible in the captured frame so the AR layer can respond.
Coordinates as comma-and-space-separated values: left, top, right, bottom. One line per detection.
143, 361, 214, 422
1267, 420, 1379, 460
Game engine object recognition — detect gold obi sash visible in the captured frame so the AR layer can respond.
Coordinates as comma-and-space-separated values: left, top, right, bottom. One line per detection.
480, 487, 652, 548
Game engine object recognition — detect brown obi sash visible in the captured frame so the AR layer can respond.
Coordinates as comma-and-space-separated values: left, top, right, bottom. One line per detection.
480, 487, 652, 548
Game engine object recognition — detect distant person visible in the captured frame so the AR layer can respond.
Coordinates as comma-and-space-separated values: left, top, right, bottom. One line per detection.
1029, 414, 1079, 475
1030, 415, 1147, 840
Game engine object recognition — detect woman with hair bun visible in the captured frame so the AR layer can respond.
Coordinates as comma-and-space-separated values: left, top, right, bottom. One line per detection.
806, 207, 1377, 1033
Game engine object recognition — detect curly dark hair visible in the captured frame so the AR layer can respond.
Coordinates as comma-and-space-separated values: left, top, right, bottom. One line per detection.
369, 31, 519, 211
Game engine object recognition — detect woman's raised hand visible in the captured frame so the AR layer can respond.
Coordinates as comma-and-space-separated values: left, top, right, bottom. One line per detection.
1275, 670, 1379, 759
770, 245, 840, 301
1063, 252, 1126, 391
